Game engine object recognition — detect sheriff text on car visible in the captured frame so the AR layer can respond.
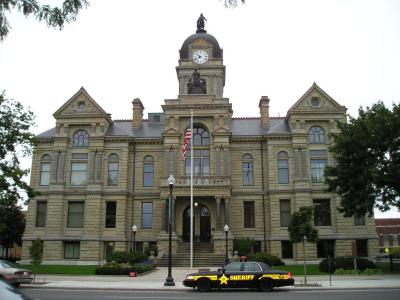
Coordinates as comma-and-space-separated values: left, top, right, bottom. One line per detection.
183, 261, 294, 292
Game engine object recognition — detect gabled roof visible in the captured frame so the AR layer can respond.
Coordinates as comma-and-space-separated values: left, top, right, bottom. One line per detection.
287, 82, 346, 116
53, 87, 112, 123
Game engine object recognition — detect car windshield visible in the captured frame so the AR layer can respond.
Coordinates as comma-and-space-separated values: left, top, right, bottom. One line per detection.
0, 261, 17, 268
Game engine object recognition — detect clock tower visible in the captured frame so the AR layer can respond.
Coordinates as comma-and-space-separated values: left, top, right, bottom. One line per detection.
176, 18, 226, 97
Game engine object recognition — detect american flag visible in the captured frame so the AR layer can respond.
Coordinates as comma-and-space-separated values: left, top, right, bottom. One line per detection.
181, 128, 192, 160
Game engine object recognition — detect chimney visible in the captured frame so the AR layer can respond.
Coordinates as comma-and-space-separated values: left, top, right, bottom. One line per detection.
259, 96, 270, 128
132, 98, 144, 129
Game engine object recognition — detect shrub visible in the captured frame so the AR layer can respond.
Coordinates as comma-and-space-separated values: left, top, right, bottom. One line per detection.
248, 252, 285, 266
362, 268, 382, 275
233, 238, 256, 256
334, 268, 361, 275
106, 251, 148, 265
319, 256, 376, 273
106, 251, 132, 264
144, 244, 158, 257
3, 257, 20, 263
391, 247, 400, 258
95, 263, 155, 275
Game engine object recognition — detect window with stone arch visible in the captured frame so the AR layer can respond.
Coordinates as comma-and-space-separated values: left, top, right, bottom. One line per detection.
143, 155, 154, 187
277, 151, 289, 184
185, 126, 210, 176
242, 153, 254, 186
40, 154, 51, 186
72, 130, 89, 147
107, 153, 119, 186
308, 126, 326, 144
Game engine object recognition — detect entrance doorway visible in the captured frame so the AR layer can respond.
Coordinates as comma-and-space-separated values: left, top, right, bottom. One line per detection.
182, 205, 211, 242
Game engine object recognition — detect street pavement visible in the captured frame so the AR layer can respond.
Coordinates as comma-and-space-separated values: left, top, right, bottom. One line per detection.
22, 267, 400, 291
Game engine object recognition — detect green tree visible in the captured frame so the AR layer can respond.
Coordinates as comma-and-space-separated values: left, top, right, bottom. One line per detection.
325, 102, 400, 217
0, 91, 36, 252
29, 238, 43, 283
287, 206, 319, 285
0, 0, 89, 41
224, 0, 245, 8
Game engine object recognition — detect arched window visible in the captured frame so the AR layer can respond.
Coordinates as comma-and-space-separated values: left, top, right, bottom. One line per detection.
277, 151, 289, 184
40, 154, 51, 186
308, 126, 325, 144
185, 126, 210, 176
143, 155, 154, 187
73, 130, 89, 147
242, 154, 254, 186
108, 154, 119, 186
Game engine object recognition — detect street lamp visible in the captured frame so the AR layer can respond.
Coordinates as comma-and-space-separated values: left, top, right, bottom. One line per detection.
224, 224, 229, 265
164, 174, 175, 286
130, 225, 137, 277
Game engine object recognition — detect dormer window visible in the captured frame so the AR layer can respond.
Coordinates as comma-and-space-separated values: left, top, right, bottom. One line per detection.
73, 130, 89, 147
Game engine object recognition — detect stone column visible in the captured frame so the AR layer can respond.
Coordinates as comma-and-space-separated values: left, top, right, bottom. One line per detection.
216, 197, 221, 231
161, 200, 167, 232
216, 147, 221, 176
224, 197, 230, 226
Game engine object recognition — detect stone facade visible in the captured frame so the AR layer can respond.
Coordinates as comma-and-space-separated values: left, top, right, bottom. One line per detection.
22, 26, 378, 265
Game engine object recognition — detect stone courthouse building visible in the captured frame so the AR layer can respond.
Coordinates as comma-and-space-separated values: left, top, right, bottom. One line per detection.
22, 19, 378, 264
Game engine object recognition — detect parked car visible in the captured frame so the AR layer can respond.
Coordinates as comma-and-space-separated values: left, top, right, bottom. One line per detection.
0, 277, 32, 300
0, 260, 33, 287
183, 261, 294, 292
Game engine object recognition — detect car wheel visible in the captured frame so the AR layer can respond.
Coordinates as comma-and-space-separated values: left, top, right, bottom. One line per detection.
197, 278, 211, 292
13, 283, 21, 288
259, 278, 274, 292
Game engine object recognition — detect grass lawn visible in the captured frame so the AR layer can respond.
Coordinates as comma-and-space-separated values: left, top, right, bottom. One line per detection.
272, 264, 327, 275
19, 264, 97, 275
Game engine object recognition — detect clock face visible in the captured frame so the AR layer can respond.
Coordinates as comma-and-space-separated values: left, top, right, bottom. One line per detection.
193, 50, 208, 64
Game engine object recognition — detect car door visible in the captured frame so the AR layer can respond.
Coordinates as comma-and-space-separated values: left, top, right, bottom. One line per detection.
222, 262, 243, 288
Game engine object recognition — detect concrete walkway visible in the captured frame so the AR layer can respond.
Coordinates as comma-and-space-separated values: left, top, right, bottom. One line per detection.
22, 267, 400, 291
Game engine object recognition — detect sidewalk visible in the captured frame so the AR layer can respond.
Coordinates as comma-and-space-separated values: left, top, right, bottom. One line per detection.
23, 267, 400, 291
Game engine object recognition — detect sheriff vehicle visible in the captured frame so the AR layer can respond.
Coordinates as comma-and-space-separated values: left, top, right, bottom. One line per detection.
183, 261, 294, 292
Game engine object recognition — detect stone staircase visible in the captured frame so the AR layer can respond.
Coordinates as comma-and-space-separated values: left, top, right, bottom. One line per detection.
158, 242, 226, 267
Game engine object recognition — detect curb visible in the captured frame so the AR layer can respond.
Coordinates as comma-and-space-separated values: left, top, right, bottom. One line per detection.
20, 285, 400, 292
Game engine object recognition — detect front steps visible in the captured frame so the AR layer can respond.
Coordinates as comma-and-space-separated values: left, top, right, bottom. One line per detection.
158, 242, 225, 267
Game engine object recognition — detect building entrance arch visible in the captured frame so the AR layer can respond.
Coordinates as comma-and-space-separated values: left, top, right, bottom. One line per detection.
182, 205, 211, 242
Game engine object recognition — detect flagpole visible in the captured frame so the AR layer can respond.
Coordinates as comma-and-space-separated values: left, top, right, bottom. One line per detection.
190, 109, 194, 269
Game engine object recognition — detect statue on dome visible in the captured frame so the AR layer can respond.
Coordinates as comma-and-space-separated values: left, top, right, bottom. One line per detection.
187, 69, 207, 94
196, 13, 207, 33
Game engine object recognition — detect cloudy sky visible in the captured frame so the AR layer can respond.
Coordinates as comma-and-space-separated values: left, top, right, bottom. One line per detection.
0, 0, 399, 217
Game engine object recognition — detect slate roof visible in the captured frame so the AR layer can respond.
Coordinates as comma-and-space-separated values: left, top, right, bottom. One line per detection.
37, 117, 290, 139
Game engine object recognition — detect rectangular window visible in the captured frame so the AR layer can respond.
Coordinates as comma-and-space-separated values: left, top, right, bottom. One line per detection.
35, 201, 47, 227
281, 241, 293, 259
142, 202, 153, 229
354, 215, 366, 226
143, 163, 154, 187
311, 159, 327, 183
103, 241, 115, 259
313, 199, 331, 226
67, 201, 84, 228
317, 240, 335, 258
243, 201, 255, 228
279, 199, 291, 227
40, 162, 51, 185
356, 239, 368, 257
278, 159, 289, 184
108, 162, 119, 186
105, 201, 117, 228
71, 162, 87, 185
242, 162, 254, 185
64, 241, 80, 259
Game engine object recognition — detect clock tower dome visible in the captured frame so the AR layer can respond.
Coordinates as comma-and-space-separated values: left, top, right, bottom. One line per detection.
176, 16, 226, 97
